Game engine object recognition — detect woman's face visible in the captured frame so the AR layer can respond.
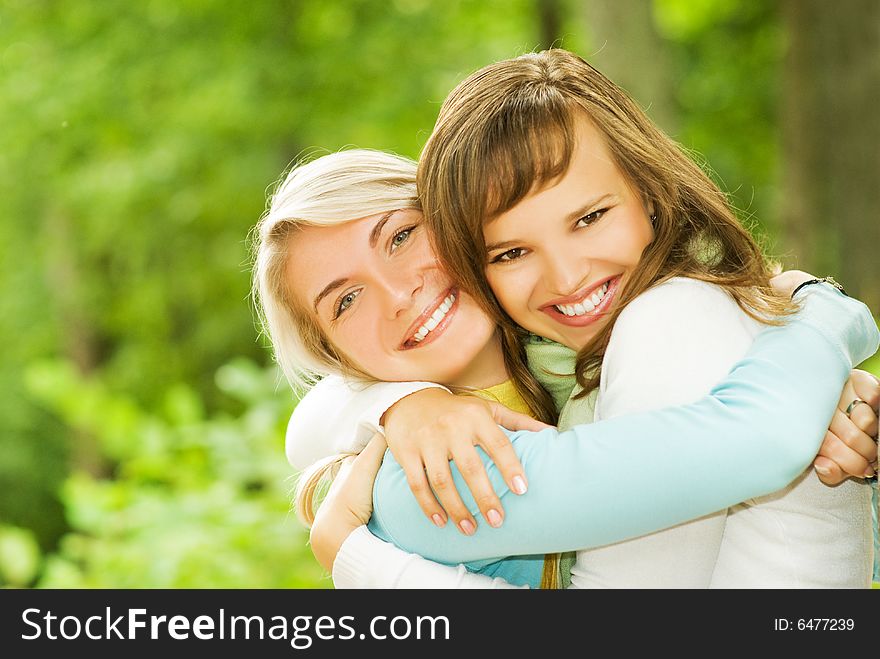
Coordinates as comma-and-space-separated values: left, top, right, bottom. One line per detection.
483, 116, 655, 350
287, 209, 505, 388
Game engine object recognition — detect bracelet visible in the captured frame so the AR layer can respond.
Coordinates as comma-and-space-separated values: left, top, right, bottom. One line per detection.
790, 276, 847, 299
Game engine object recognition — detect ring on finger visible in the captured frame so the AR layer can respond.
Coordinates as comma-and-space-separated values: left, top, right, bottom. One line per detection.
844, 398, 869, 418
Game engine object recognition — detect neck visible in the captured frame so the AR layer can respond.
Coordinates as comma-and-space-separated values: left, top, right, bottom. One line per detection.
444, 330, 510, 390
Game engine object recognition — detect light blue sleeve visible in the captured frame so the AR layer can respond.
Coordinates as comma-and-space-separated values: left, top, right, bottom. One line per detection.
369, 285, 879, 565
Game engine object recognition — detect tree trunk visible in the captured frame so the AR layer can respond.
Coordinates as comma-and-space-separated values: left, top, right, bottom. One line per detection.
581, 0, 678, 136
781, 0, 880, 313
537, 0, 563, 50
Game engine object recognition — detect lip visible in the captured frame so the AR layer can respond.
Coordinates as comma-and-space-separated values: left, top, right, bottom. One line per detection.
540, 275, 621, 327
399, 287, 459, 350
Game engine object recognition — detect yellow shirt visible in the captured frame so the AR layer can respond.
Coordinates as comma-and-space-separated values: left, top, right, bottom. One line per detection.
471, 380, 533, 417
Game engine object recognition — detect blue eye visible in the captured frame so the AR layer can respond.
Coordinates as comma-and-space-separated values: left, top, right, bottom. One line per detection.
335, 289, 360, 318
391, 226, 415, 250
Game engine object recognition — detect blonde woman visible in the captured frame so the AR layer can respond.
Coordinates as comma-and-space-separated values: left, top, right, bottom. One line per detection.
253, 147, 879, 588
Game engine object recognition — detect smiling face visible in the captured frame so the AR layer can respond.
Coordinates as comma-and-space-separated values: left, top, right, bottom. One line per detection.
287, 209, 506, 389
483, 115, 655, 350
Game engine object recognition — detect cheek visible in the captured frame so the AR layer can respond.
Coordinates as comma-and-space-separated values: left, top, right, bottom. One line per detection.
486, 268, 524, 310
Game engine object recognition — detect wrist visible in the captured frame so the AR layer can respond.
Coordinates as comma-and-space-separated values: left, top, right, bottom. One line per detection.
380, 387, 454, 427
791, 276, 847, 300
310, 516, 362, 573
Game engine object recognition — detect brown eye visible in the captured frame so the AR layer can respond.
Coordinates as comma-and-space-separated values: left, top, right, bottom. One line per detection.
576, 209, 607, 228
493, 247, 528, 263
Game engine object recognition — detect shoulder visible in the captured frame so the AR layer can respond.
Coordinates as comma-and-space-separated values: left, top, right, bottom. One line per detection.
611, 277, 755, 348
600, 278, 759, 411
617, 277, 740, 326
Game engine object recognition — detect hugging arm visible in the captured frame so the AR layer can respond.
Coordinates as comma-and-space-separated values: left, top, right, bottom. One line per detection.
365, 285, 879, 564
285, 377, 449, 469
286, 379, 547, 531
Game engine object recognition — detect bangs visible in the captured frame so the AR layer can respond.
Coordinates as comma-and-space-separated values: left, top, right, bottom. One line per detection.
480, 96, 577, 220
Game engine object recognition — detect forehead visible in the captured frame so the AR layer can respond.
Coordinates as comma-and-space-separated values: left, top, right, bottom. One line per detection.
285, 216, 376, 305
486, 118, 623, 226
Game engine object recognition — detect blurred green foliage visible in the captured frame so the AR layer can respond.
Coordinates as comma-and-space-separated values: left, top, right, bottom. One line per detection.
19, 357, 327, 587
1, 0, 875, 588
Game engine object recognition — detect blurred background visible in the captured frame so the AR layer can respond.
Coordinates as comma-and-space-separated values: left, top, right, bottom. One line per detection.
1, 0, 877, 589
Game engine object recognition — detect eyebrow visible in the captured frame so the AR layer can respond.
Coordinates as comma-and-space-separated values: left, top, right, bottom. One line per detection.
313, 277, 348, 314
368, 210, 398, 248
485, 194, 615, 253
313, 210, 400, 313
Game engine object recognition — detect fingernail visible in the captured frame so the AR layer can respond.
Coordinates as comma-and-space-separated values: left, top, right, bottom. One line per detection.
431, 514, 446, 528
486, 509, 503, 528
814, 465, 831, 476
512, 475, 528, 495
864, 469, 876, 479
459, 519, 476, 535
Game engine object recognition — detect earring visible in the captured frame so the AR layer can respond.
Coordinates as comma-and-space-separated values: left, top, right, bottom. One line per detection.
650, 214, 657, 225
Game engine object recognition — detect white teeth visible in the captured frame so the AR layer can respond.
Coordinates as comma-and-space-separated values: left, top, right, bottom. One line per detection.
554, 281, 611, 317
410, 293, 456, 343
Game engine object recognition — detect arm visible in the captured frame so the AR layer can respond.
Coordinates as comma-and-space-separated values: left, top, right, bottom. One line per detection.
287, 376, 547, 531
308, 434, 524, 588
285, 375, 446, 469
369, 284, 879, 563
333, 528, 524, 589
597, 278, 757, 419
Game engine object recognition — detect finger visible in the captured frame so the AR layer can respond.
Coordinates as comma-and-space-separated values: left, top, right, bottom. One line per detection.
326, 435, 387, 501
812, 456, 846, 485
478, 408, 530, 496
849, 369, 880, 411
424, 452, 478, 535
833, 377, 878, 436
397, 452, 449, 529
448, 440, 506, 529
352, 433, 388, 472
488, 401, 552, 432
847, 400, 878, 438
829, 409, 878, 465
817, 431, 872, 479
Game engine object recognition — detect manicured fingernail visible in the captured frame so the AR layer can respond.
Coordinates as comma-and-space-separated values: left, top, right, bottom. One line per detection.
814, 465, 831, 476
459, 519, 476, 535
432, 514, 446, 528
486, 509, 503, 528
864, 469, 876, 478
512, 475, 528, 495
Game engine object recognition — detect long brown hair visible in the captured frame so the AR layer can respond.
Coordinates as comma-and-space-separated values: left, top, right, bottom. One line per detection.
418, 49, 796, 398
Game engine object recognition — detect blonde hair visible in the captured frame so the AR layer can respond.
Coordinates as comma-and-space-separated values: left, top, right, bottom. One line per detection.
252, 149, 421, 393
418, 49, 797, 397
251, 148, 559, 586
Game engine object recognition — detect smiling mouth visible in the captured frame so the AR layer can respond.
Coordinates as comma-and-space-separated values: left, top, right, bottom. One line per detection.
554, 280, 611, 316
542, 275, 620, 325
401, 289, 458, 349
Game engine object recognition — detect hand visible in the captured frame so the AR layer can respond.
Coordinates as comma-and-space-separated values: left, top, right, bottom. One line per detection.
381, 388, 551, 535
309, 433, 387, 572
813, 370, 879, 484
769, 269, 816, 297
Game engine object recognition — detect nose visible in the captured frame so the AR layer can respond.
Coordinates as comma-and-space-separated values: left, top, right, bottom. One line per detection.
375, 263, 424, 319
542, 246, 591, 297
